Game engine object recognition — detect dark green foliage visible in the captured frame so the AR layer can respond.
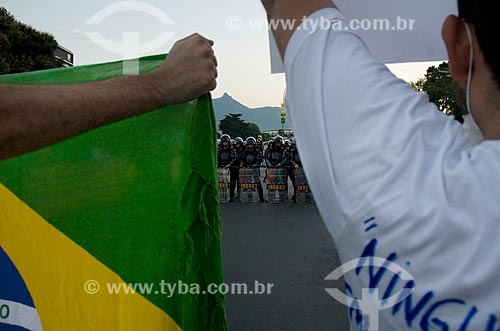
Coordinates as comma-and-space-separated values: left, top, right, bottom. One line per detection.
0, 7, 63, 74
219, 113, 262, 139
411, 62, 467, 117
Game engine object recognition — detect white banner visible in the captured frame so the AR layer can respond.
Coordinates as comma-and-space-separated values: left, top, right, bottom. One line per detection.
270, 0, 457, 73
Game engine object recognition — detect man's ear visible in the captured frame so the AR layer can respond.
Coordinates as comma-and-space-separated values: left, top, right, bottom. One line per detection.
442, 15, 471, 85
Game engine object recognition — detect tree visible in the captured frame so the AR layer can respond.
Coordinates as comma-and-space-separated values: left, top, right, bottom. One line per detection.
247, 123, 261, 138
262, 133, 272, 141
219, 113, 262, 139
0, 7, 63, 75
411, 62, 466, 118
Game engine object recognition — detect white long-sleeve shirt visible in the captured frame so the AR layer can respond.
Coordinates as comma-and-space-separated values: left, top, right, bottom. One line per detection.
284, 8, 500, 331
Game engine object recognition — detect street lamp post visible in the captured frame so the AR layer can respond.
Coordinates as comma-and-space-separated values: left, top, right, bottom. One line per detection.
281, 88, 287, 134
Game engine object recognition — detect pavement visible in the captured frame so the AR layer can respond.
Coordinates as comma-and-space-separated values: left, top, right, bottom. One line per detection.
221, 199, 351, 331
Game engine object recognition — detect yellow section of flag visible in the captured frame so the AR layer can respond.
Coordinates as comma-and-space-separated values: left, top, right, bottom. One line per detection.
0, 183, 182, 331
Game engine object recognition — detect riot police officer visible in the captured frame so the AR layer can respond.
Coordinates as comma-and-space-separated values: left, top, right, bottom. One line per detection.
229, 137, 245, 201
217, 134, 232, 168
233, 137, 245, 159
218, 134, 234, 201
284, 139, 300, 201
264, 136, 288, 200
265, 140, 274, 154
265, 136, 287, 168
262, 140, 273, 183
256, 135, 264, 152
288, 139, 302, 168
284, 139, 291, 152
240, 137, 265, 202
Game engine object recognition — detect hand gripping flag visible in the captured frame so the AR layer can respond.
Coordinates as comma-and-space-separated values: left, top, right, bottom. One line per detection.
0, 54, 227, 331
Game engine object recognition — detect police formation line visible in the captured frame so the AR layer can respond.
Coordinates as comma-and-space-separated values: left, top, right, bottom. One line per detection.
217, 134, 313, 204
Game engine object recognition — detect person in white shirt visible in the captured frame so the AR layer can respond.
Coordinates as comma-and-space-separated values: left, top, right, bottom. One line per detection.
261, 0, 500, 330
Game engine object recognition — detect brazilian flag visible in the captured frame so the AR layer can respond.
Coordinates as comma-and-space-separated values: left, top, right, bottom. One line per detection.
0, 55, 226, 330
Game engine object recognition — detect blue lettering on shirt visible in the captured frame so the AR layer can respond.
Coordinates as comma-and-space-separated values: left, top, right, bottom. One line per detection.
344, 217, 499, 330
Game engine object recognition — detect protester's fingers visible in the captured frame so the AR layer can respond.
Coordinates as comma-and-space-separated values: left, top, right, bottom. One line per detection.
191, 35, 217, 67
210, 52, 218, 68
202, 44, 218, 69
177, 33, 196, 44
205, 38, 215, 47
211, 50, 218, 67
192, 33, 214, 47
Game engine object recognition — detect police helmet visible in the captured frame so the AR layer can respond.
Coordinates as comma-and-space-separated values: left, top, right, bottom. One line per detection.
274, 135, 283, 144
246, 137, 256, 145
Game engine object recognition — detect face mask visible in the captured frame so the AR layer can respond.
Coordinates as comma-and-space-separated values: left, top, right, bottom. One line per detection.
463, 111, 484, 144
462, 22, 484, 144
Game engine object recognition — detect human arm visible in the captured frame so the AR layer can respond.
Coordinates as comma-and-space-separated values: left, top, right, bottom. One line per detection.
285, 150, 296, 168
239, 152, 246, 168
217, 149, 223, 168
283, 8, 476, 237
264, 150, 272, 168
277, 151, 288, 168
224, 150, 234, 169
293, 150, 301, 168
257, 151, 263, 168
0, 33, 217, 160
260, 0, 336, 57
230, 153, 241, 167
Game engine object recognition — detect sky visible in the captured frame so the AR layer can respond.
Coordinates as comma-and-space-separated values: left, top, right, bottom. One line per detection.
1, 0, 444, 108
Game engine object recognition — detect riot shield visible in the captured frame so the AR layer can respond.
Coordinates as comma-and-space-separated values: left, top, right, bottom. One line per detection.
239, 168, 260, 203
266, 167, 287, 203
295, 168, 313, 205
218, 168, 231, 203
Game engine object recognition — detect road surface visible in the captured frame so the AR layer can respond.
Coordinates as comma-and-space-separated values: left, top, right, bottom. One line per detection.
221, 199, 351, 331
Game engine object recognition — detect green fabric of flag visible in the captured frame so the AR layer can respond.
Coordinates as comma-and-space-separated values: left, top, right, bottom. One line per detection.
0, 54, 226, 331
